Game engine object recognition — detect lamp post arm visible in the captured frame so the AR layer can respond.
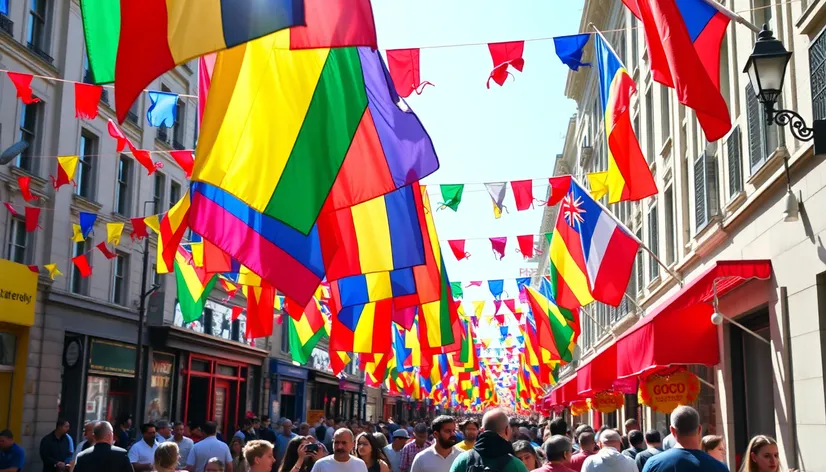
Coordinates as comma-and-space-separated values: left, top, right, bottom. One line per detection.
772, 109, 815, 142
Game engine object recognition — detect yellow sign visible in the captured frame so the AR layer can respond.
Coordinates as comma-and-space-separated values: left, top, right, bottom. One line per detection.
639, 368, 701, 414
0, 259, 37, 326
589, 391, 625, 414
570, 400, 590, 417
307, 409, 325, 426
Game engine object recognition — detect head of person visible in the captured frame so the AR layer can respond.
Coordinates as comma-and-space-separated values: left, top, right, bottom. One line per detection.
55, 418, 70, 436
549, 418, 568, 437
578, 432, 596, 453
644, 429, 662, 448
281, 419, 294, 436
629, 430, 645, 450
598, 429, 623, 451
391, 429, 409, 450
278, 436, 308, 472
356, 432, 384, 465
333, 428, 355, 461
261, 415, 270, 429
230, 437, 245, 458
481, 408, 510, 441
670, 405, 702, 450
116, 413, 132, 430
83, 422, 96, 442
514, 440, 540, 470
742, 435, 779, 472
544, 435, 573, 464
431, 415, 457, 449
296, 422, 308, 436
461, 420, 480, 442
253, 418, 261, 430
203, 421, 218, 437
372, 432, 388, 450
156, 420, 171, 439
205, 458, 225, 472
243, 440, 275, 471
702, 435, 726, 463
624, 418, 640, 434
413, 423, 428, 446
141, 423, 157, 444
326, 417, 335, 427
173, 421, 185, 440
93, 421, 115, 445
0, 430, 14, 450
154, 442, 180, 472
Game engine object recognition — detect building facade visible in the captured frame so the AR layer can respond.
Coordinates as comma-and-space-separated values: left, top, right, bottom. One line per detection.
543, 1, 826, 471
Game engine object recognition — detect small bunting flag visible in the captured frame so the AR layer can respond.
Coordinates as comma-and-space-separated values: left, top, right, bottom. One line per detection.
450, 282, 464, 300
466, 281, 483, 288
220, 278, 238, 301
386, 48, 434, 98
494, 301, 503, 317
587, 171, 610, 201
24, 206, 40, 232
516, 277, 531, 303
74, 83, 103, 119
473, 301, 486, 317
50, 156, 79, 190
8, 72, 40, 104
146, 91, 179, 128
516, 235, 535, 259
71, 224, 85, 243
488, 279, 504, 299
487, 41, 525, 88
552, 34, 592, 71
511, 180, 535, 211
96, 241, 118, 260
170, 150, 194, 178
129, 147, 163, 175
485, 182, 508, 218
108, 119, 131, 152
17, 176, 37, 202
79, 212, 97, 238
438, 184, 464, 211
447, 239, 471, 261
548, 176, 572, 205
490, 237, 507, 260
107, 223, 124, 246
231, 306, 244, 321
4, 203, 17, 216
71, 254, 92, 278
130, 217, 148, 240
503, 299, 517, 314
44, 263, 62, 280
143, 215, 160, 234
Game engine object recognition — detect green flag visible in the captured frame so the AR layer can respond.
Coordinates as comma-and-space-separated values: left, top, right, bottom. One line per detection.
439, 184, 464, 211
81, 0, 120, 84
174, 259, 218, 323
287, 316, 326, 364
450, 281, 463, 300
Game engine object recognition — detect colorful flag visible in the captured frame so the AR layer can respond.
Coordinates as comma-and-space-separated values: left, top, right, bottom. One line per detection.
553, 34, 592, 71
487, 41, 525, 88
284, 297, 328, 364
170, 151, 194, 178
44, 263, 62, 280
193, 34, 438, 236
490, 237, 507, 260
330, 299, 393, 354
130, 217, 148, 241
156, 192, 191, 274
526, 278, 580, 363
74, 83, 103, 119
50, 156, 79, 190
146, 91, 178, 128
511, 180, 535, 211
586, 171, 610, 201
79, 212, 97, 238
438, 185, 464, 211
71, 224, 85, 243
107, 223, 124, 246
330, 268, 418, 308
594, 33, 657, 203
288, 0, 377, 50
7, 72, 39, 104
24, 207, 40, 232
72, 254, 92, 278
516, 235, 534, 259
17, 176, 37, 202
488, 280, 504, 299
485, 182, 507, 218
244, 282, 276, 339
386, 48, 433, 98
450, 282, 464, 300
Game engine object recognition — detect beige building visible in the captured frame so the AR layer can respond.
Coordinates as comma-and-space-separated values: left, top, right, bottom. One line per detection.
543, 1, 826, 471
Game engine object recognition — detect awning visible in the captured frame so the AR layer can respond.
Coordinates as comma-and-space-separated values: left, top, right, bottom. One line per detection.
576, 344, 617, 396
547, 373, 579, 406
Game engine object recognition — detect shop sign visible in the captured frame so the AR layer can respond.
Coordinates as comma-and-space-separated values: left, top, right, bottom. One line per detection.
639, 368, 701, 414
0, 258, 37, 326
340, 379, 360, 392
275, 362, 309, 380
145, 352, 174, 423
569, 400, 590, 417
89, 339, 135, 376
588, 391, 624, 414
307, 409, 324, 426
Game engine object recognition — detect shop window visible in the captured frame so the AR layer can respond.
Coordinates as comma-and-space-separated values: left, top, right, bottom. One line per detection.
0, 332, 16, 366
85, 375, 135, 426
218, 365, 237, 377
191, 359, 210, 373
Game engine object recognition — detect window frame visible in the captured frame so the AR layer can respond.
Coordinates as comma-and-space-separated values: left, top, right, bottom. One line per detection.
27, 0, 48, 51
17, 102, 40, 173
71, 238, 91, 296
153, 172, 166, 213
6, 217, 31, 264
111, 251, 129, 305
76, 130, 98, 200
115, 155, 132, 216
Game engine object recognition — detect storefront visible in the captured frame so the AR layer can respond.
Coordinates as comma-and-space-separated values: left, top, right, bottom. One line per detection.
269, 360, 308, 422
339, 379, 364, 420
365, 386, 382, 422
0, 259, 37, 437
83, 338, 139, 425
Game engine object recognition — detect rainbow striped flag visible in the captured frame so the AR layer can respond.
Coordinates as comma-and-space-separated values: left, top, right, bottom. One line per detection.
284, 297, 328, 365
174, 247, 218, 323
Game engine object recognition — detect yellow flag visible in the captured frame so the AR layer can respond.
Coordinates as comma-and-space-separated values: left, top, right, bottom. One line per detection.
238, 265, 261, 287
107, 223, 124, 246
587, 171, 610, 201
473, 301, 486, 317
70, 224, 84, 243
190, 242, 204, 267
144, 215, 161, 234
44, 263, 62, 280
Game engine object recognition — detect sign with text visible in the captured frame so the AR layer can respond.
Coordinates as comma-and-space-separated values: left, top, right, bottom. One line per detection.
639, 368, 701, 414
88, 339, 135, 376
588, 391, 624, 414
0, 259, 37, 326
146, 352, 174, 423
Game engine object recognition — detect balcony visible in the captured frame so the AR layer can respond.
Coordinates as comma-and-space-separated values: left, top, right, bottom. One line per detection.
26, 42, 54, 65
0, 14, 12, 37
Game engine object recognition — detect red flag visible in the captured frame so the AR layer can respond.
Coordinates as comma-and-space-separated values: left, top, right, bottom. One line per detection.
330, 351, 349, 376
511, 180, 534, 211
4, 203, 18, 216
204, 240, 232, 274
386, 48, 433, 98
516, 235, 534, 259
17, 176, 38, 202
107, 119, 131, 152
96, 241, 118, 260
245, 282, 275, 339
487, 41, 525, 88
503, 299, 517, 314
27, 265, 39, 273
24, 206, 40, 232
170, 150, 194, 178
392, 305, 416, 332
128, 145, 163, 175
71, 254, 92, 278
7, 72, 40, 104
494, 313, 506, 325
448, 239, 470, 261
74, 83, 103, 119
130, 217, 148, 241
489, 237, 507, 260
221, 279, 238, 300
548, 176, 572, 205
198, 54, 216, 126
231, 305, 243, 322
494, 300, 503, 315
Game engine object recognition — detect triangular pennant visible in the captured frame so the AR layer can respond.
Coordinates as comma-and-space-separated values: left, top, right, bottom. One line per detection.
71, 254, 92, 278
447, 239, 471, 261
439, 184, 464, 211
473, 301, 486, 317
587, 171, 610, 201
450, 282, 464, 300
466, 281, 483, 288
107, 223, 124, 246
516, 235, 535, 259
489, 237, 507, 260
548, 176, 572, 205
79, 212, 97, 238
96, 241, 118, 260
7, 72, 40, 104
17, 176, 38, 202
108, 119, 132, 153
170, 150, 194, 178
128, 145, 163, 175
143, 215, 160, 234
146, 91, 179, 127
231, 306, 244, 322
511, 180, 535, 211
488, 279, 504, 299
71, 224, 85, 243
24, 206, 40, 232
44, 263, 62, 280
485, 182, 508, 218
74, 83, 103, 119
503, 299, 517, 314
487, 41, 525, 88
50, 156, 79, 190
386, 48, 434, 98
27, 265, 39, 273
130, 217, 148, 241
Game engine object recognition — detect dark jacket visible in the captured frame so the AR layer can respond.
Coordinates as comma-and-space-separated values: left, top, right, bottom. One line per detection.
39, 431, 72, 472
73, 443, 132, 472
259, 427, 277, 444
450, 431, 529, 472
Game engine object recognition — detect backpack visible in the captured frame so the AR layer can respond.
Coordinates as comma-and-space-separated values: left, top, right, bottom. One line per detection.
466, 450, 513, 472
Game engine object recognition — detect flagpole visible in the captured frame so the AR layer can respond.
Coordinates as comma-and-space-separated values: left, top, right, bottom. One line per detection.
699, 0, 761, 33
589, 24, 632, 72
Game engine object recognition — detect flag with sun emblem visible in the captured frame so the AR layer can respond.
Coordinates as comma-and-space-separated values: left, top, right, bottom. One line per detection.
548, 178, 639, 310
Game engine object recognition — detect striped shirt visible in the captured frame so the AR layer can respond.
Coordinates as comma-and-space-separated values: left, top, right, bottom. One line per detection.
399, 440, 432, 472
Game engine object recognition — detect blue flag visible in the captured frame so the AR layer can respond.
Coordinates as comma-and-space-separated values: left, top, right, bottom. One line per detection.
146, 91, 179, 128
488, 279, 504, 299
553, 34, 592, 71
79, 212, 97, 238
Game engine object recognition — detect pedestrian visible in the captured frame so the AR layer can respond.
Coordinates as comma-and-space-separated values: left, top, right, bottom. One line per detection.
169, 421, 195, 469
456, 420, 479, 452
311, 428, 368, 472
531, 435, 574, 472
186, 422, 233, 472
73, 421, 132, 472
410, 416, 461, 472
383, 429, 407, 472
278, 436, 325, 472
231, 437, 250, 472
69, 421, 96, 469
581, 430, 636, 472
156, 420, 173, 443
739, 435, 785, 472
153, 441, 180, 472
276, 420, 298, 466
356, 432, 390, 472
701, 435, 726, 464
399, 423, 431, 472
0, 429, 24, 472
114, 414, 132, 450
513, 440, 541, 471
568, 432, 597, 472
299, 424, 311, 438
39, 418, 73, 472
622, 431, 646, 460
260, 416, 277, 444
128, 423, 159, 471
206, 458, 227, 472
244, 440, 276, 472
549, 419, 568, 438
449, 408, 528, 472
634, 430, 662, 472
572, 425, 594, 455
641, 406, 727, 472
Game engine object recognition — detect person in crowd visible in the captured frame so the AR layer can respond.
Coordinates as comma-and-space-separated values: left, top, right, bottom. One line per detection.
206, 458, 226, 472
623, 419, 640, 449
235, 419, 258, 444
230, 437, 249, 472
169, 421, 196, 470
186, 421, 234, 472
278, 436, 325, 472
581, 430, 636, 472
383, 429, 407, 472
531, 435, 574, 472
635, 430, 663, 472
410, 416, 461, 472
311, 428, 368, 472
299, 424, 312, 438
372, 432, 388, 450
660, 432, 676, 451
399, 423, 431, 472
449, 408, 528, 472
259, 416, 277, 445
456, 420, 479, 452
0, 429, 24, 472
622, 431, 646, 460
569, 432, 597, 472
74, 421, 132, 472
593, 426, 610, 444
156, 421, 173, 443
321, 419, 335, 452
129, 423, 160, 471
355, 432, 390, 472
739, 435, 784, 472
154, 441, 180, 472
39, 418, 73, 472
549, 419, 568, 438
702, 435, 726, 464
572, 425, 594, 455
243, 440, 276, 472
70, 421, 96, 468
641, 406, 728, 472
513, 440, 541, 471
276, 420, 298, 465
115, 414, 132, 450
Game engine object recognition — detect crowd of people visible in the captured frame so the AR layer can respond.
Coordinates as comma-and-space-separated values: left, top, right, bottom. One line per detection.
0, 405, 790, 472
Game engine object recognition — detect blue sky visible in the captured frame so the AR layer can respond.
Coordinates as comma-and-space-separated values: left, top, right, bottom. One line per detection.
372, 0, 584, 308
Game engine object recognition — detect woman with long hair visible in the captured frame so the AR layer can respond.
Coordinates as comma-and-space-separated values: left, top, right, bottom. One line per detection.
355, 432, 390, 472
739, 435, 782, 472
230, 437, 249, 472
279, 436, 326, 472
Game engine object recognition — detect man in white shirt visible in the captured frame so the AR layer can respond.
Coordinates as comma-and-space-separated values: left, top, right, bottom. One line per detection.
187, 422, 233, 472
128, 423, 159, 472
410, 416, 462, 472
384, 429, 408, 472
581, 430, 637, 472
155, 420, 173, 443
312, 428, 367, 472
167, 421, 195, 469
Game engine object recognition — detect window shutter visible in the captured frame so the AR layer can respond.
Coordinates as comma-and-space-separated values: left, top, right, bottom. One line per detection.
746, 83, 765, 171
706, 152, 719, 218
635, 230, 643, 292
648, 205, 659, 280
727, 126, 743, 196
694, 153, 707, 229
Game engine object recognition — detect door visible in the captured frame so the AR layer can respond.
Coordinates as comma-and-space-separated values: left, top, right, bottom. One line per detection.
213, 380, 229, 436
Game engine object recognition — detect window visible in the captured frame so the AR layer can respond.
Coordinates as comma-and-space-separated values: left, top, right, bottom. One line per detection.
281, 320, 290, 353
727, 126, 743, 197
112, 252, 129, 305
745, 84, 778, 173
17, 102, 40, 173
631, 15, 639, 71
152, 262, 161, 287
635, 229, 644, 294
76, 131, 97, 200
6, 218, 30, 264
71, 239, 90, 295
664, 186, 676, 266
647, 203, 659, 281
115, 155, 132, 216
694, 150, 719, 231
660, 85, 670, 144
153, 172, 166, 213
27, 0, 49, 53
810, 27, 826, 121
645, 86, 654, 162
169, 180, 181, 210
173, 99, 186, 150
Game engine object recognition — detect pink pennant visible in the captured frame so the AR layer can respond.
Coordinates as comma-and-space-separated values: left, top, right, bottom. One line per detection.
8, 72, 40, 104
96, 241, 117, 260
386, 48, 434, 98
71, 254, 92, 278
448, 239, 471, 261
511, 180, 535, 211
516, 235, 534, 259
503, 299, 516, 314
24, 206, 40, 232
465, 281, 483, 288
17, 176, 38, 202
170, 150, 194, 178
392, 305, 417, 331
128, 144, 163, 176
493, 300, 503, 315
4, 203, 18, 216
231, 306, 244, 321
74, 83, 103, 119
512, 310, 523, 322
487, 41, 525, 88
108, 119, 132, 152
490, 237, 507, 260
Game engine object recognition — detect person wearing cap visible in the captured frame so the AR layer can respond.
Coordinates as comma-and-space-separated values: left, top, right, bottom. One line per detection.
399, 423, 431, 472
385, 429, 409, 472
532, 435, 575, 472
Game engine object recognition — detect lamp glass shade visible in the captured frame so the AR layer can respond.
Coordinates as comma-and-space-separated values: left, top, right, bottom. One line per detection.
753, 55, 791, 100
